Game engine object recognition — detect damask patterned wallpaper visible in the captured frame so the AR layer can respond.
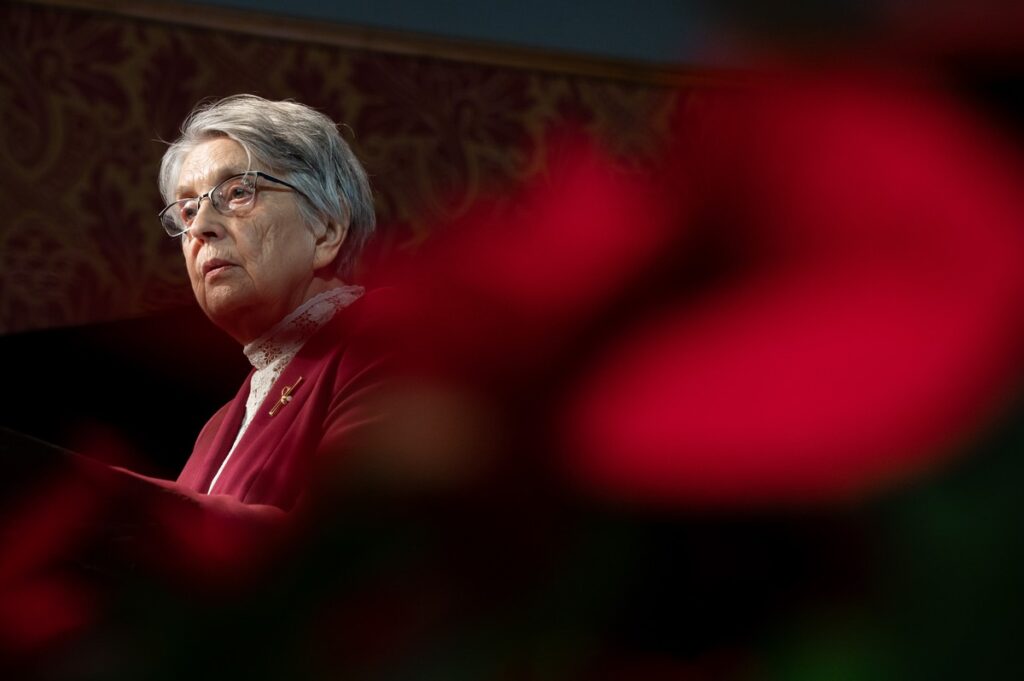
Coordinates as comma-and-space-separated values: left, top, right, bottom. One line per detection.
0, 1, 689, 335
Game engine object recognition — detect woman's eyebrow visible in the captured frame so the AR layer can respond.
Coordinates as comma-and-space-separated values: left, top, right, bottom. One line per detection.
175, 167, 247, 199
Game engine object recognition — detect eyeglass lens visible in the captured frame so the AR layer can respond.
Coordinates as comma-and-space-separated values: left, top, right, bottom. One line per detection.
160, 173, 258, 236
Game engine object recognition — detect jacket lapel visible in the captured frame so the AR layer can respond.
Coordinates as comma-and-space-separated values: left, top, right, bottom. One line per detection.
177, 370, 253, 492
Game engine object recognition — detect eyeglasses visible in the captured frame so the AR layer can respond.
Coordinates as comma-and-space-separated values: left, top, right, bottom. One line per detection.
158, 171, 306, 237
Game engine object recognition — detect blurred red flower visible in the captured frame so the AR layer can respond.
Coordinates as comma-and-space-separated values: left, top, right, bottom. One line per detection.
371, 73, 1024, 506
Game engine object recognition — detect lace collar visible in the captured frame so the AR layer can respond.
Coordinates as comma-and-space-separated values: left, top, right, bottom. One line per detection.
243, 285, 364, 370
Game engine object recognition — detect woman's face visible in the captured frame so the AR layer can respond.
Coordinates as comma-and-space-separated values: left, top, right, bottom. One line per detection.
177, 137, 321, 344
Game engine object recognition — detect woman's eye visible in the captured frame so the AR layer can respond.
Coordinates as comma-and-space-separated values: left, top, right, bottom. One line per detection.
221, 180, 255, 205
180, 201, 198, 222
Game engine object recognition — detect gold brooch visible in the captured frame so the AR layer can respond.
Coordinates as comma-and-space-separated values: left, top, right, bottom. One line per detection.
269, 376, 305, 416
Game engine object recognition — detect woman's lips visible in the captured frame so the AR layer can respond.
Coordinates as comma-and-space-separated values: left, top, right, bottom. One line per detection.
202, 259, 237, 280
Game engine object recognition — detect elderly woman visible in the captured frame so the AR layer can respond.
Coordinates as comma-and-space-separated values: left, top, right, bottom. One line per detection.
156, 95, 383, 511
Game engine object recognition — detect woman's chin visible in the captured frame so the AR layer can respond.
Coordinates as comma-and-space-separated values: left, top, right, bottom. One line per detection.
199, 294, 258, 339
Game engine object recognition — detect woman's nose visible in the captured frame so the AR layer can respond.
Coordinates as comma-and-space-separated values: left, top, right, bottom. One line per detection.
187, 197, 226, 241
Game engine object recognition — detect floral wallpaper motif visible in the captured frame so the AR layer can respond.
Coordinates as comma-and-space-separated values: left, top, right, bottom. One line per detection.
0, 1, 686, 334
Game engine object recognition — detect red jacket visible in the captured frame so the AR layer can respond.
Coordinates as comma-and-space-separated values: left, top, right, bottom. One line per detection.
177, 292, 389, 510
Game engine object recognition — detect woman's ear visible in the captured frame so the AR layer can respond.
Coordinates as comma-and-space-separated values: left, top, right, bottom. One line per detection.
313, 218, 348, 271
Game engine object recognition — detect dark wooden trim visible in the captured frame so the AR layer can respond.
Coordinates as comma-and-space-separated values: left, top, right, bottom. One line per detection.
17, 0, 740, 86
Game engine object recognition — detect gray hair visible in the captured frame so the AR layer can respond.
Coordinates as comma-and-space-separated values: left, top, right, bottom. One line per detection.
159, 94, 375, 277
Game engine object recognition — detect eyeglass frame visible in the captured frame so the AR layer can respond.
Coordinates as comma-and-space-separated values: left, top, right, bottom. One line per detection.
158, 170, 308, 238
